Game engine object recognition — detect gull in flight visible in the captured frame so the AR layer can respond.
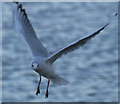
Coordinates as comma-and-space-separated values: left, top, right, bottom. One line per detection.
13, 2, 117, 98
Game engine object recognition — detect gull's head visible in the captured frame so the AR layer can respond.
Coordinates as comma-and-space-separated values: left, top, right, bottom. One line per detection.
32, 62, 39, 71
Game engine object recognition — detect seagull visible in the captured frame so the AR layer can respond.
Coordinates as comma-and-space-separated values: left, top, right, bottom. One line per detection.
13, 2, 117, 98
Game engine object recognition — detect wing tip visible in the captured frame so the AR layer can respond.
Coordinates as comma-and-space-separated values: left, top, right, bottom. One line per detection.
14, 2, 28, 19
103, 13, 118, 29
18, 4, 22, 9
115, 13, 118, 16
22, 9, 27, 16
13, 1, 18, 4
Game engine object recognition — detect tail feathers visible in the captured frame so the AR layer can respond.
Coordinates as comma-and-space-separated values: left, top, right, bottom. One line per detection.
51, 74, 69, 86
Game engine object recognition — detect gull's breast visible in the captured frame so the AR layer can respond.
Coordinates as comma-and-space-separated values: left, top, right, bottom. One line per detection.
38, 62, 55, 79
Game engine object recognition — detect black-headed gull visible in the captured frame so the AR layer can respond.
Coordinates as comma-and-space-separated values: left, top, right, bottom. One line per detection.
13, 2, 117, 98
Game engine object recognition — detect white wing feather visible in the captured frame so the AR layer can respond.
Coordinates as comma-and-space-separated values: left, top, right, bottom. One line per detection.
46, 13, 117, 64
14, 2, 49, 57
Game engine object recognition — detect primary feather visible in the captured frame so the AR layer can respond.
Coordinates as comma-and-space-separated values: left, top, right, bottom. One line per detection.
46, 13, 117, 64
14, 2, 49, 57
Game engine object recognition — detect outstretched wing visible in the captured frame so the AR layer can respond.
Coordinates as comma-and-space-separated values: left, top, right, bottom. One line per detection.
14, 2, 49, 57
46, 13, 117, 64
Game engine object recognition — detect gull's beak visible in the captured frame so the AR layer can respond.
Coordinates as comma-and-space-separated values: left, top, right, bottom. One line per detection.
34, 68, 39, 70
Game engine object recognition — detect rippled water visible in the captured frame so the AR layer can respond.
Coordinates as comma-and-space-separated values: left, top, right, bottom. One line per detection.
2, 2, 118, 102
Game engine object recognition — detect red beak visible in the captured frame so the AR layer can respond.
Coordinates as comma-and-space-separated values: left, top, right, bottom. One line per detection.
34, 68, 38, 70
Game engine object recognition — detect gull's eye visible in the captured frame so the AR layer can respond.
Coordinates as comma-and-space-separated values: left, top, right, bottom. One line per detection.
37, 64, 39, 67
32, 65, 34, 67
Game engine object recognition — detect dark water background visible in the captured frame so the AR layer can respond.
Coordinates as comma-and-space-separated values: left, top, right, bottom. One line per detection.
2, 2, 118, 102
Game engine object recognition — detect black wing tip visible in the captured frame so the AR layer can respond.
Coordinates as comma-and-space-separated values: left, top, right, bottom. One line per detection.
98, 13, 117, 33
115, 13, 118, 16
21, 9, 27, 16
14, 2, 28, 18
18, 4, 22, 9
13, 1, 18, 4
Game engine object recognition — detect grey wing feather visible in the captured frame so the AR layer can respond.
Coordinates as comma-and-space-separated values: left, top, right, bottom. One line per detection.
14, 2, 49, 57
46, 13, 117, 64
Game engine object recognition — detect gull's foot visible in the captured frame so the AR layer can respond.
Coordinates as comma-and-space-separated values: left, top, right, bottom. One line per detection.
36, 87, 40, 95
45, 80, 50, 98
36, 76, 41, 96
45, 91, 48, 98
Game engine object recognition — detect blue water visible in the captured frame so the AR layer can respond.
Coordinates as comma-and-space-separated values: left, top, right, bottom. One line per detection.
2, 2, 118, 102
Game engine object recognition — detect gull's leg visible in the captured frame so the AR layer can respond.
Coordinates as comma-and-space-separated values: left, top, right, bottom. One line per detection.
36, 75, 41, 95
45, 79, 50, 98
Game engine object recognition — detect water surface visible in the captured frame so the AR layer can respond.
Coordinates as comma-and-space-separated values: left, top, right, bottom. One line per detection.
2, 2, 118, 102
